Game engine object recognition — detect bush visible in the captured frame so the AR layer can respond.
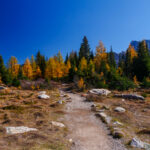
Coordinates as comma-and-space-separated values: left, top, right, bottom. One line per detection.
77, 78, 85, 91
141, 77, 150, 88
88, 73, 108, 89
12, 78, 20, 87
108, 71, 135, 91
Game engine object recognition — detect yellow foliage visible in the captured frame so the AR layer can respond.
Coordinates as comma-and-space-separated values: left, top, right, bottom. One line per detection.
106, 63, 110, 71
36, 85, 40, 90
31, 85, 35, 90
31, 55, 37, 78
127, 44, 137, 62
36, 66, 42, 78
22, 58, 33, 79
133, 75, 138, 85
18, 85, 21, 90
64, 60, 71, 76
75, 67, 78, 72
88, 59, 95, 74
100, 72, 104, 78
78, 78, 85, 89
94, 41, 107, 71
45, 55, 67, 79
80, 57, 87, 71
8, 56, 20, 77
117, 67, 123, 75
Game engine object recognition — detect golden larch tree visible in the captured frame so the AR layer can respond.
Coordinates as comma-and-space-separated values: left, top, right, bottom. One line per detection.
22, 58, 33, 79
8, 56, 20, 77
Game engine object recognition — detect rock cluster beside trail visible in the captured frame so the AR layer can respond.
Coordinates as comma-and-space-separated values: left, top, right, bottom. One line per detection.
114, 94, 144, 100
38, 91, 50, 99
89, 89, 111, 96
5, 126, 37, 134
130, 138, 150, 149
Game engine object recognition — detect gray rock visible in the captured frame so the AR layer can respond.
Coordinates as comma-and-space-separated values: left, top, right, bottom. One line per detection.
96, 112, 111, 124
111, 128, 124, 139
115, 94, 144, 100
114, 107, 126, 112
5, 126, 37, 134
57, 100, 64, 104
0, 86, 7, 90
89, 89, 111, 96
113, 121, 123, 126
51, 121, 65, 128
38, 94, 50, 99
130, 138, 150, 149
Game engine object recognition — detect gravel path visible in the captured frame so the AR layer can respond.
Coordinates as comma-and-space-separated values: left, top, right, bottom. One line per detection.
64, 92, 127, 150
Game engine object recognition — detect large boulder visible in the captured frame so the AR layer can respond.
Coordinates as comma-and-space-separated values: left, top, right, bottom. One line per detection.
5, 126, 37, 134
130, 138, 150, 149
114, 107, 126, 112
115, 94, 144, 100
89, 89, 111, 96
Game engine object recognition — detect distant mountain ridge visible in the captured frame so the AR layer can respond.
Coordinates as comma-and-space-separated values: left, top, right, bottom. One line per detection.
130, 40, 150, 50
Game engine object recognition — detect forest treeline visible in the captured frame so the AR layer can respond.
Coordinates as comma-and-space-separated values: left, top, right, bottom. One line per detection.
0, 36, 150, 90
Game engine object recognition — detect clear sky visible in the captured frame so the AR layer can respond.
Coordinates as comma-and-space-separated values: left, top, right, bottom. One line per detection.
0, 0, 150, 63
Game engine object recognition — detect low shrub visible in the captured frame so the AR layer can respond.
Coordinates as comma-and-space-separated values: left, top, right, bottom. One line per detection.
108, 71, 135, 91
141, 77, 150, 88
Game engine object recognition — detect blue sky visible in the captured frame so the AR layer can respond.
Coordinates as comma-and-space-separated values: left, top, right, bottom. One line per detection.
0, 0, 150, 64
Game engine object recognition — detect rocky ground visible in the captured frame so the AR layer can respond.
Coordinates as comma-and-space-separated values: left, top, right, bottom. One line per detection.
0, 87, 70, 150
63, 92, 126, 150
0, 84, 149, 150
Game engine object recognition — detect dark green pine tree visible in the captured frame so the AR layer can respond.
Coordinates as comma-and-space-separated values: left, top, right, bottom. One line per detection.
65, 53, 69, 64
79, 36, 90, 61
108, 46, 116, 68
90, 51, 94, 60
0, 55, 12, 85
133, 40, 150, 81
17, 66, 24, 79
118, 52, 125, 75
36, 51, 46, 77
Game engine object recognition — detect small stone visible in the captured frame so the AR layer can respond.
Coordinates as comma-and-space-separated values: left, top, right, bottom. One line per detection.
96, 112, 111, 124
5, 126, 37, 134
69, 138, 73, 143
114, 107, 126, 112
112, 128, 124, 139
113, 121, 123, 126
122, 99, 125, 102
51, 121, 65, 128
57, 100, 63, 104
38, 94, 50, 99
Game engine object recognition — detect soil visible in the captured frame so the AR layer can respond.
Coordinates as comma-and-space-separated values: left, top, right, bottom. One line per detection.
64, 92, 127, 150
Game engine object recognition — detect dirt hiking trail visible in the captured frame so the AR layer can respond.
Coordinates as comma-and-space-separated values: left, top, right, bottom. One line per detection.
64, 92, 127, 150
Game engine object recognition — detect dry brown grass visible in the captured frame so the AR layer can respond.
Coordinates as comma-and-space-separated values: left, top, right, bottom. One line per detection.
0, 88, 70, 150
91, 90, 150, 147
